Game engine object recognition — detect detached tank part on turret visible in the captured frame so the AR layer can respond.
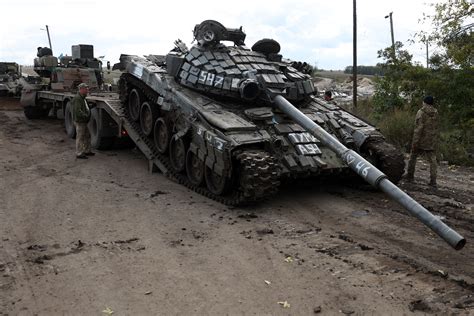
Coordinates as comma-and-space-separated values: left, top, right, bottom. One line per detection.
113, 20, 463, 249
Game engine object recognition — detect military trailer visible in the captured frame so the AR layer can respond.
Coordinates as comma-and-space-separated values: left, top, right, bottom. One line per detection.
21, 21, 465, 250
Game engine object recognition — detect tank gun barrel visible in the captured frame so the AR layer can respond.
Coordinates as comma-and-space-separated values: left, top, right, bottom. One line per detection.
273, 95, 466, 250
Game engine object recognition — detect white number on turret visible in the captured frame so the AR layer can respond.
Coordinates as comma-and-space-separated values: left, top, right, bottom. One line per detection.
214, 76, 224, 88
198, 71, 207, 84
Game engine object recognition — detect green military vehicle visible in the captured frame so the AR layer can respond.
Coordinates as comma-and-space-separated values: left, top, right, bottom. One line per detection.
0, 62, 22, 96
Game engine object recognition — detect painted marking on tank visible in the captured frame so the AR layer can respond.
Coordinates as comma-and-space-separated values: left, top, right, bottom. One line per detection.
132, 65, 143, 78
198, 71, 207, 84
296, 144, 322, 156
206, 73, 215, 86
288, 132, 318, 144
214, 76, 224, 87
345, 152, 371, 178
214, 137, 226, 151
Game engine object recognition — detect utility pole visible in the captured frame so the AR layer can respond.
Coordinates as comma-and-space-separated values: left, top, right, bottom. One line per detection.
352, 0, 357, 109
45, 25, 52, 53
384, 12, 395, 60
426, 41, 429, 68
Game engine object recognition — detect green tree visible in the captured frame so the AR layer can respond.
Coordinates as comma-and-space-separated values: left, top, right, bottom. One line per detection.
369, 1, 474, 164
416, 0, 473, 69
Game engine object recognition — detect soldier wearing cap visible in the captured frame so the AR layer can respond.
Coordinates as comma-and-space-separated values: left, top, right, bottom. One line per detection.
72, 83, 94, 159
406, 96, 439, 187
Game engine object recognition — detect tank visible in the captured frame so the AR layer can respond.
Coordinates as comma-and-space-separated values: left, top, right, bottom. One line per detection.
117, 20, 465, 249
0, 62, 21, 96
21, 44, 104, 119
32, 45, 102, 91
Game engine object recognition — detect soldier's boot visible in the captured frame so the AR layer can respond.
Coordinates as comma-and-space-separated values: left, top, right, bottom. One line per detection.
428, 151, 437, 188
405, 153, 417, 182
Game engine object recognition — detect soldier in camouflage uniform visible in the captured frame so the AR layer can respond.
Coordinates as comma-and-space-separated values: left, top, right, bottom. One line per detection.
406, 96, 439, 187
72, 83, 94, 159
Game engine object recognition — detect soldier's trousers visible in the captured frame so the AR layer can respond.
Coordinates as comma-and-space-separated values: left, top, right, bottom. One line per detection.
75, 122, 91, 156
407, 149, 437, 183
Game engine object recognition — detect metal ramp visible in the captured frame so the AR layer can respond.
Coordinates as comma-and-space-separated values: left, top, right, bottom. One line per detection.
95, 97, 169, 176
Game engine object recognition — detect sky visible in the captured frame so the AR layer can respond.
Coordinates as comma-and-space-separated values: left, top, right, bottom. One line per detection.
0, 0, 444, 70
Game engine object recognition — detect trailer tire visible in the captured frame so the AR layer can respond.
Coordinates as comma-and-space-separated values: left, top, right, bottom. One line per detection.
89, 107, 115, 150
23, 106, 48, 119
64, 101, 76, 139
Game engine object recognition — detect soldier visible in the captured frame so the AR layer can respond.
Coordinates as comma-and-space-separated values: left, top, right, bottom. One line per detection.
406, 96, 439, 187
72, 83, 94, 159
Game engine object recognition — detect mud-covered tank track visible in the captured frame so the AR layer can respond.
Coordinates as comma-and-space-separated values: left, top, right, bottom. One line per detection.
119, 73, 280, 206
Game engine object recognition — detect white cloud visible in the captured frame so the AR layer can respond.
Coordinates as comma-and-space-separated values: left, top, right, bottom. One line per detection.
0, 0, 441, 69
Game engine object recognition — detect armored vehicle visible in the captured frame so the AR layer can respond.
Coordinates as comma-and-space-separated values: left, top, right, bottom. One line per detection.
116, 20, 406, 202
115, 20, 465, 249
21, 44, 105, 120
0, 62, 21, 96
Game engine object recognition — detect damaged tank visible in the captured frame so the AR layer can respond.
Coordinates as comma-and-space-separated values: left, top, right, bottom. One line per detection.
116, 20, 406, 203
115, 20, 465, 249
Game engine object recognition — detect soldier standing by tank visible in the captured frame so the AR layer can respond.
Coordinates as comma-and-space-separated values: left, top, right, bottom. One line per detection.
72, 83, 94, 159
406, 96, 439, 187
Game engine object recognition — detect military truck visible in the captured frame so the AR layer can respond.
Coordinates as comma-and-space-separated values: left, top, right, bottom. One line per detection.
21, 21, 465, 250
0, 62, 22, 96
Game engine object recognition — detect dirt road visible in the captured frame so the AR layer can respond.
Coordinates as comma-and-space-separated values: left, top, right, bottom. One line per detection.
1, 104, 473, 315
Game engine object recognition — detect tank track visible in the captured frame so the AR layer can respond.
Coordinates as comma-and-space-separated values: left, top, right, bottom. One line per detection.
119, 73, 280, 205
363, 138, 405, 184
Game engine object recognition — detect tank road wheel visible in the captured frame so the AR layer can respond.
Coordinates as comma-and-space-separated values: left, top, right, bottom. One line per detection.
140, 102, 159, 136
169, 135, 187, 173
23, 106, 48, 120
186, 149, 205, 186
128, 88, 141, 122
205, 166, 232, 196
64, 101, 76, 139
153, 118, 170, 154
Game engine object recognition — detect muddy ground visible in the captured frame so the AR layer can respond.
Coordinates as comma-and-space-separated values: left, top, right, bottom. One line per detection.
1, 101, 473, 315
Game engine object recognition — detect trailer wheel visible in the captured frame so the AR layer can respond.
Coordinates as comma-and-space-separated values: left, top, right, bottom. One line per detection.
128, 88, 141, 122
153, 118, 170, 154
64, 101, 76, 139
89, 108, 114, 150
186, 149, 205, 186
140, 101, 159, 136
205, 166, 232, 195
169, 135, 187, 173
23, 106, 48, 119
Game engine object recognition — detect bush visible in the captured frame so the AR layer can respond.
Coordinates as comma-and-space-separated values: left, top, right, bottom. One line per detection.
377, 107, 415, 151
353, 99, 474, 166
439, 128, 474, 166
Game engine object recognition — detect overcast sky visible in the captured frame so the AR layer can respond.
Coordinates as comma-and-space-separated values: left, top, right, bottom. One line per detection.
1, 0, 443, 70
